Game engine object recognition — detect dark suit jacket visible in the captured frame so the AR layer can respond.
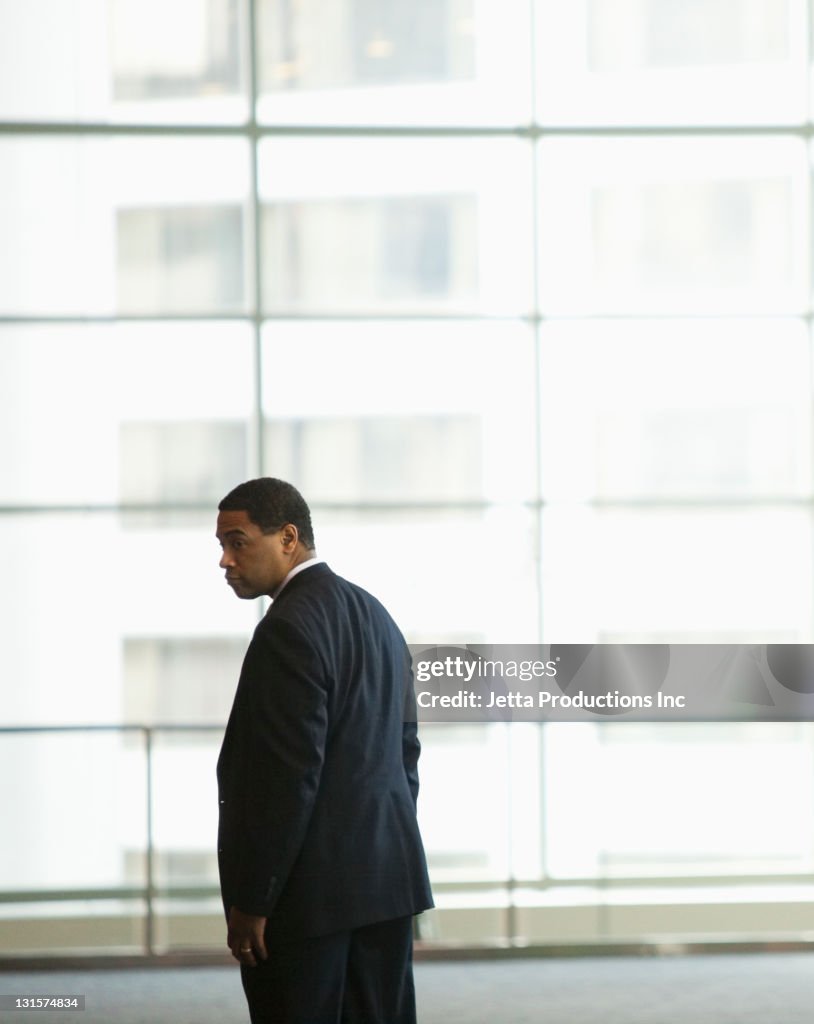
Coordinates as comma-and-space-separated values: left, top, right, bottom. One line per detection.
217, 563, 433, 943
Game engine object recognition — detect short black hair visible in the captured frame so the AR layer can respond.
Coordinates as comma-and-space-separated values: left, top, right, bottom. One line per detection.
218, 478, 315, 549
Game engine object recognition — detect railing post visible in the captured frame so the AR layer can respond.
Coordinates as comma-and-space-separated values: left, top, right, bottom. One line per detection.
505, 724, 517, 946
144, 726, 155, 957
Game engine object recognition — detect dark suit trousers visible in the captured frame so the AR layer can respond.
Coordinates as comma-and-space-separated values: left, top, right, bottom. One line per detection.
240, 915, 417, 1024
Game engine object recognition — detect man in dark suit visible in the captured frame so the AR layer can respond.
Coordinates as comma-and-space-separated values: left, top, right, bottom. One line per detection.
215, 477, 433, 1023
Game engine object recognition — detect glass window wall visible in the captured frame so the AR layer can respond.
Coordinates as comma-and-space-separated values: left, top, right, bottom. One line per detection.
3, 0, 814, 955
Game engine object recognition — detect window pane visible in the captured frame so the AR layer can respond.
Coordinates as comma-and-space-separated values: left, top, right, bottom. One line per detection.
540, 319, 811, 500
0, 733, 147, 893
419, 725, 511, 883
0, 323, 254, 506
536, 0, 807, 125
0, 512, 256, 727
0, 0, 247, 123
544, 723, 814, 879
124, 634, 244, 724
256, 0, 531, 126
117, 205, 245, 314
259, 138, 533, 314
149, 732, 221, 890
0, 137, 250, 316
538, 137, 807, 314
314, 507, 540, 643
123, 639, 245, 725
262, 321, 537, 503
540, 507, 814, 642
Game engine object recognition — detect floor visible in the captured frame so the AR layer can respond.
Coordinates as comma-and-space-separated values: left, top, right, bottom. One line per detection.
1, 951, 813, 1023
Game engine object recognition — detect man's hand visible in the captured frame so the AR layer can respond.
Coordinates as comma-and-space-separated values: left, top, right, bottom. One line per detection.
227, 906, 268, 967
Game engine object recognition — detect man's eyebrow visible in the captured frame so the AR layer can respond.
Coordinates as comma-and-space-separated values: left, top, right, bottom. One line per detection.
217, 528, 250, 540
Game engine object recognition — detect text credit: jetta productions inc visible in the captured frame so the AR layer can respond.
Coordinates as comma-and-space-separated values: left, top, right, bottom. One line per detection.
406, 645, 814, 722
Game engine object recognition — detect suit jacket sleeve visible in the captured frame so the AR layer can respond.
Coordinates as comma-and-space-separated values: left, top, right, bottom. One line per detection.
402, 648, 421, 807
232, 616, 328, 917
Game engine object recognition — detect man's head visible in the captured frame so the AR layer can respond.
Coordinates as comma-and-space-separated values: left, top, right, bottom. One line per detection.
216, 478, 316, 599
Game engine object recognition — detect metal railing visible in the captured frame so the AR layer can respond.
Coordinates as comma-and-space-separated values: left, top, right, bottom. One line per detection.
4, 723, 814, 961
0, 724, 224, 957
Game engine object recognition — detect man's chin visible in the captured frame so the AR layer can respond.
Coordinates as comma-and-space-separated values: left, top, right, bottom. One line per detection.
228, 581, 257, 599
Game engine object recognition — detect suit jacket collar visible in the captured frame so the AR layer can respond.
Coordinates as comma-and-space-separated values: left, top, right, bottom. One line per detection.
270, 561, 333, 608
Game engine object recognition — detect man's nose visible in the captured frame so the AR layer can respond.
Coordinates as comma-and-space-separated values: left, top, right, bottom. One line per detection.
219, 550, 233, 569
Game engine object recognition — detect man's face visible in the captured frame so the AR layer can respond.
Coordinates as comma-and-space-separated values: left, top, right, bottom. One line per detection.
216, 509, 291, 599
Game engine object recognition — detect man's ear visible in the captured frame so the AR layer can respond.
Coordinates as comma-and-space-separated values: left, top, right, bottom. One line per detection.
280, 523, 299, 550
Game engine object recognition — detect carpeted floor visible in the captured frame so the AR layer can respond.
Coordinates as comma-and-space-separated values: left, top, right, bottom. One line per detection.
1, 952, 813, 1023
